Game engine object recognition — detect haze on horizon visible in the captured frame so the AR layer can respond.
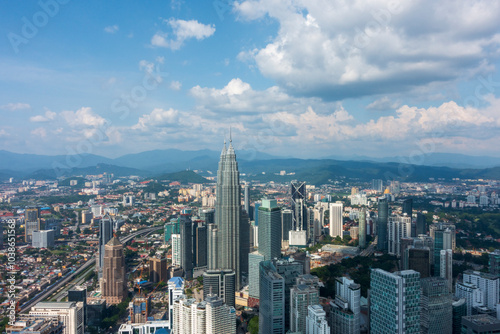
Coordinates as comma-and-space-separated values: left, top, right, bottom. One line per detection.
1, 0, 500, 160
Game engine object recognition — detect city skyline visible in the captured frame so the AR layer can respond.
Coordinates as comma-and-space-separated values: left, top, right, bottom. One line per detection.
1, 1, 500, 159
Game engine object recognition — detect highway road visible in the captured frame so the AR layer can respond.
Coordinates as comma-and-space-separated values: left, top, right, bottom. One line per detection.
19, 226, 162, 314
360, 236, 378, 257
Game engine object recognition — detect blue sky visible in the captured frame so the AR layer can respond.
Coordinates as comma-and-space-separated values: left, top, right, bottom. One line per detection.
1, 0, 500, 160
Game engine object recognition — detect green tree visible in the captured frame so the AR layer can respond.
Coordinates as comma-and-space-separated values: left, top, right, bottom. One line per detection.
248, 316, 259, 334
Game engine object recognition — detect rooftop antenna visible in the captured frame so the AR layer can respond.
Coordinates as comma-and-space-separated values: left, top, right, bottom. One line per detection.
229, 126, 232, 143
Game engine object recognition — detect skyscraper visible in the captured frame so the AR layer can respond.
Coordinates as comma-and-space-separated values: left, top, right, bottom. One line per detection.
416, 212, 426, 236
199, 208, 215, 225
358, 208, 366, 248
440, 249, 453, 293
387, 214, 411, 256
290, 275, 320, 334
330, 277, 360, 334
489, 249, 500, 275
24, 208, 40, 243
194, 222, 207, 268
306, 305, 330, 334
98, 215, 113, 279
372, 179, 383, 192
420, 277, 452, 334
407, 247, 431, 278
259, 261, 285, 334
215, 139, 247, 289
462, 270, 500, 312
32, 230, 55, 248
258, 199, 281, 261
168, 277, 184, 327
102, 237, 127, 305
329, 202, 343, 238
172, 294, 236, 334
203, 269, 236, 307
433, 227, 453, 276
248, 252, 265, 307
452, 298, 466, 333
207, 224, 218, 270
281, 209, 293, 248
274, 258, 303, 331
402, 198, 413, 217
376, 197, 389, 251
149, 257, 168, 284
67, 286, 87, 330
291, 181, 307, 232
170, 234, 181, 268
179, 214, 193, 279
244, 183, 250, 216
370, 269, 421, 334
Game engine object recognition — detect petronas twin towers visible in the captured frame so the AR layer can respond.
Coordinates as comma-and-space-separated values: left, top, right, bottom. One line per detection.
211, 138, 250, 290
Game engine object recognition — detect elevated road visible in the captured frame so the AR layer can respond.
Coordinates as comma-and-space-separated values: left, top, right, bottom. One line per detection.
19, 226, 162, 314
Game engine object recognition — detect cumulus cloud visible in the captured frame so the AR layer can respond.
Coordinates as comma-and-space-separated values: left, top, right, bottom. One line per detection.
30, 110, 57, 122
234, 0, 500, 99
132, 108, 179, 131
151, 19, 215, 50
190, 78, 331, 114
61, 107, 107, 128
0, 102, 30, 111
104, 25, 119, 34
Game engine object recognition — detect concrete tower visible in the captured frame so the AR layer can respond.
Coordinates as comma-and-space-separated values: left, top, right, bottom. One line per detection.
102, 237, 127, 305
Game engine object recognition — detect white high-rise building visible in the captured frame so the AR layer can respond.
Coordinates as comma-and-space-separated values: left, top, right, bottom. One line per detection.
32, 230, 55, 248
463, 270, 500, 312
172, 294, 235, 334
330, 277, 360, 334
206, 295, 236, 334
171, 234, 181, 266
91, 205, 103, 217
455, 281, 482, 315
168, 277, 184, 327
479, 195, 489, 206
329, 202, 343, 238
29, 302, 84, 334
387, 214, 412, 256
306, 305, 330, 334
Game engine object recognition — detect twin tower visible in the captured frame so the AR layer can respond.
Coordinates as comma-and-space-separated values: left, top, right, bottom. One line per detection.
208, 139, 250, 290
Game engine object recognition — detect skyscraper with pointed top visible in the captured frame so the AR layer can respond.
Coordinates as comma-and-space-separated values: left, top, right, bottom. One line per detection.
214, 137, 249, 290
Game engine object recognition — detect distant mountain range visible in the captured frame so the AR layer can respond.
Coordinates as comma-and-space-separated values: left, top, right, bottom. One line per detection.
324, 152, 500, 169
1, 149, 500, 184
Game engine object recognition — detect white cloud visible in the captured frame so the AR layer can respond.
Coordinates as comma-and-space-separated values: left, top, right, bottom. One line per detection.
30, 110, 57, 122
0, 102, 30, 111
151, 19, 215, 50
0, 129, 8, 137
170, 81, 182, 90
132, 108, 179, 131
366, 97, 401, 111
234, 0, 500, 99
190, 78, 332, 114
61, 107, 107, 128
31, 127, 47, 138
104, 25, 119, 34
